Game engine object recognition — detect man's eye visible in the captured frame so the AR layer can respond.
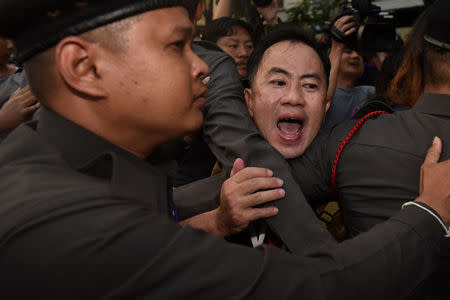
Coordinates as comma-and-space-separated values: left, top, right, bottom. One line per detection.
171, 40, 185, 50
228, 44, 238, 49
271, 80, 286, 86
303, 83, 318, 89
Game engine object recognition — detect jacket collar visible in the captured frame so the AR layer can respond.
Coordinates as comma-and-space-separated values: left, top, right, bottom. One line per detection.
36, 107, 176, 214
412, 93, 450, 117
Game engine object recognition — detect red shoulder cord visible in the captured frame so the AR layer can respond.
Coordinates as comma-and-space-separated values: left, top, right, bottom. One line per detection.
331, 110, 390, 195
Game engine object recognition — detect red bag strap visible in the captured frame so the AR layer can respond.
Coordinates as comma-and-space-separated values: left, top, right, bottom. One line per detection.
331, 110, 390, 195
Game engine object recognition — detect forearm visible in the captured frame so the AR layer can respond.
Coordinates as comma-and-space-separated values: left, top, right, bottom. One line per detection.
213, 0, 233, 19
0, 110, 17, 131
179, 209, 226, 237
327, 41, 343, 102
317, 205, 445, 298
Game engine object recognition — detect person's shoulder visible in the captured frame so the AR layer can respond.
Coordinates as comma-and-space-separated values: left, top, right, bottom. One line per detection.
193, 40, 224, 53
193, 41, 228, 61
0, 122, 108, 192
355, 85, 375, 96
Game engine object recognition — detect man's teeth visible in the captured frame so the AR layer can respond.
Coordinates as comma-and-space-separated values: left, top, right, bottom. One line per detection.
277, 118, 302, 135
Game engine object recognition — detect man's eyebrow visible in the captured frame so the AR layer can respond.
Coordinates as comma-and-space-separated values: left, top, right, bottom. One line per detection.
267, 67, 290, 76
266, 68, 322, 81
300, 73, 322, 81
172, 24, 193, 36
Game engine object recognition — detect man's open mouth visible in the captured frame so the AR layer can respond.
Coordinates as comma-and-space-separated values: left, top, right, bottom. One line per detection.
277, 117, 303, 138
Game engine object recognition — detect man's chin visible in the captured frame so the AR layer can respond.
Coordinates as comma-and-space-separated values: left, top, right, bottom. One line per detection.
275, 145, 305, 160
237, 69, 248, 78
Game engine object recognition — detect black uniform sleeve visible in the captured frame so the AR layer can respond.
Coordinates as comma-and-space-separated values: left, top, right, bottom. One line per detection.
0, 203, 445, 299
289, 131, 334, 206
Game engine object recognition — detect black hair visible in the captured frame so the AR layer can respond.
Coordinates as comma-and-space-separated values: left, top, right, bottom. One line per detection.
423, 44, 450, 88
202, 17, 254, 44
247, 27, 330, 88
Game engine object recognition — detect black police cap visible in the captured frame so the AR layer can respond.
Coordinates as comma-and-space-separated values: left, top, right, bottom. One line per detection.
0, 0, 197, 62
424, 0, 450, 51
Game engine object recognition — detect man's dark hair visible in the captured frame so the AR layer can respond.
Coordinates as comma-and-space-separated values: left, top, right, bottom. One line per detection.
247, 27, 330, 88
202, 17, 254, 44
423, 44, 450, 87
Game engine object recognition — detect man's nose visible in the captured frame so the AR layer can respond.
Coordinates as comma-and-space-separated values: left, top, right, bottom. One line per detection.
237, 45, 250, 57
191, 50, 209, 80
280, 85, 305, 106
350, 50, 361, 59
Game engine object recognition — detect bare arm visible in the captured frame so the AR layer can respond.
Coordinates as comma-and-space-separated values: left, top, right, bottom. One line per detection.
213, 0, 233, 19
327, 16, 355, 102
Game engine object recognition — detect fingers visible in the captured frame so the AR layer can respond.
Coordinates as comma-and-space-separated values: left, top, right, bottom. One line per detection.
343, 25, 356, 36
340, 21, 355, 33
10, 87, 37, 106
335, 15, 353, 27
230, 165, 273, 183
243, 206, 279, 223
334, 15, 356, 36
230, 158, 245, 177
22, 93, 38, 107
245, 187, 285, 208
24, 102, 40, 114
237, 176, 283, 196
424, 137, 442, 165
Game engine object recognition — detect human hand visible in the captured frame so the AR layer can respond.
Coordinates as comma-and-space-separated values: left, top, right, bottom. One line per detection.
216, 158, 284, 235
0, 85, 39, 131
416, 137, 450, 226
256, 0, 280, 26
330, 15, 356, 49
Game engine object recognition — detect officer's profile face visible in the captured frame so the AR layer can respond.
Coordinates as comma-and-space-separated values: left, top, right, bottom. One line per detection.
216, 26, 254, 78
244, 41, 329, 159
100, 7, 209, 146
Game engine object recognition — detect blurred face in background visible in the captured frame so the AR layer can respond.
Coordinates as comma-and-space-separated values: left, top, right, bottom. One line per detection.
339, 47, 364, 82
0, 38, 12, 65
216, 26, 254, 78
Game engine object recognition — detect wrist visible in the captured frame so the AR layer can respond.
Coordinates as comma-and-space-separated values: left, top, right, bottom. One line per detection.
211, 208, 228, 237
403, 200, 450, 237
0, 111, 14, 131
331, 40, 344, 51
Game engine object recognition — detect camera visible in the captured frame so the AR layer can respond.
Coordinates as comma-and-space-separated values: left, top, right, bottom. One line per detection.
253, 0, 272, 8
336, 0, 396, 53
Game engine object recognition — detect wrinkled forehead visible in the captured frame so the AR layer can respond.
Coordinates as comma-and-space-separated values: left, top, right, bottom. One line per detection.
257, 41, 326, 79
219, 26, 252, 41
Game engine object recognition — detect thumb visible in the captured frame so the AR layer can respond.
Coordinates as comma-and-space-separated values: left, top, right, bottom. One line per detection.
230, 158, 245, 177
424, 137, 442, 165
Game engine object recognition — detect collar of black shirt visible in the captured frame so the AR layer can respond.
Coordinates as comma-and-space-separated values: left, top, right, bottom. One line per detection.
412, 93, 450, 117
35, 106, 177, 209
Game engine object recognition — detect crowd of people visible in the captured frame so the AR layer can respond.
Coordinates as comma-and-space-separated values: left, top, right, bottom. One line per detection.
0, 0, 449, 298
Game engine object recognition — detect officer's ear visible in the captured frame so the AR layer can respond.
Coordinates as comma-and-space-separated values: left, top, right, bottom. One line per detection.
244, 87, 254, 118
325, 96, 331, 112
55, 36, 108, 99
